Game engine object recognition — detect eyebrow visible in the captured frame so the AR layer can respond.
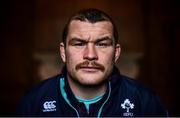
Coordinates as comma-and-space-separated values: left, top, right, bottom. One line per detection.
95, 36, 113, 43
69, 36, 113, 43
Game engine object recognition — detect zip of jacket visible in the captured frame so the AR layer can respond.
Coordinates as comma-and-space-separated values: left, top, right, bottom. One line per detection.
59, 77, 111, 117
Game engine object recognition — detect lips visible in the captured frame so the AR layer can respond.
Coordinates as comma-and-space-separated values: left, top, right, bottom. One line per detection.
79, 66, 101, 72
79, 66, 101, 69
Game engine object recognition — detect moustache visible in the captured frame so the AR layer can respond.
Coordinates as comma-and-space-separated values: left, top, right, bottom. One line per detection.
75, 61, 105, 72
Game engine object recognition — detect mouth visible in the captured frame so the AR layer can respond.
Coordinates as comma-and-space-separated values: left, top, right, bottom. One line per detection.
79, 66, 101, 72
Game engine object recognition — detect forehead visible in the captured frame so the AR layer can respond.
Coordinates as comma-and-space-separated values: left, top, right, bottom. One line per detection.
67, 20, 113, 40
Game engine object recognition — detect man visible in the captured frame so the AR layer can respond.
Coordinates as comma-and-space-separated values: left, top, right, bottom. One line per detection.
16, 8, 168, 117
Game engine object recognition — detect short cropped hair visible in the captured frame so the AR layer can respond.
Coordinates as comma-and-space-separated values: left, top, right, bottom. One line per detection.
62, 8, 119, 44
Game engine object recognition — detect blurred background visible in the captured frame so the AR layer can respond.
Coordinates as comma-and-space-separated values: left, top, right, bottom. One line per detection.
1, 0, 179, 116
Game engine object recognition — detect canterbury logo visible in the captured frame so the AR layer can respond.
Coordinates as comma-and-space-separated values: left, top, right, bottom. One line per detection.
43, 101, 56, 112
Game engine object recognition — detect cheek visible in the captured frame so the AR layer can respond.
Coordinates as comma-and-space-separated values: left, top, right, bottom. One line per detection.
66, 49, 82, 65
100, 50, 115, 65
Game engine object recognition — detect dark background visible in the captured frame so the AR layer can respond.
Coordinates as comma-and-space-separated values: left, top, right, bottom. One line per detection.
1, 0, 179, 116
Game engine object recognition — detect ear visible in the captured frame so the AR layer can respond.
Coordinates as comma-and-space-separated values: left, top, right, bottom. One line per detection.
60, 42, 66, 62
115, 43, 121, 62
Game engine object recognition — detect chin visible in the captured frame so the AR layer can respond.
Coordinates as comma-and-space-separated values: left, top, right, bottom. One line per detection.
77, 76, 107, 87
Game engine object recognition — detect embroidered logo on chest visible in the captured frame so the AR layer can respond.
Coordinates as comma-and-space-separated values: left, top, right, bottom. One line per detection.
42, 100, 56, 112
121, 99, 134, 116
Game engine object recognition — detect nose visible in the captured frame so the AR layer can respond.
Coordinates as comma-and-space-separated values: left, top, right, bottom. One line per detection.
83, 43, 98, 61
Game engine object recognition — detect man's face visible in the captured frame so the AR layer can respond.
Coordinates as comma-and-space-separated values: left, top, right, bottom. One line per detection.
60, 20, 121, 86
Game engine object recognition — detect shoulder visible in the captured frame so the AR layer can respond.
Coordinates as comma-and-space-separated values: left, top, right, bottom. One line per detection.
111, 67, 156, 96
120, 75, 159, 101
16, 74, 61, 116
119, 75, 167, 116
25, 75, 60, 97
121, 75, 155, 95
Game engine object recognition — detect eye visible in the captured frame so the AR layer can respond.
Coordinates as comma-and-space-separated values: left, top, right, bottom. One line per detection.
96, 42, 109, 47
69, 38, 87, 47
71, 41, 87, 48
96, 41, 112, 48
73, 42, 86, 46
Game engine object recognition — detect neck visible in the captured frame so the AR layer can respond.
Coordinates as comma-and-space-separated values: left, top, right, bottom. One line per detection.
67, 76, 107, 100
